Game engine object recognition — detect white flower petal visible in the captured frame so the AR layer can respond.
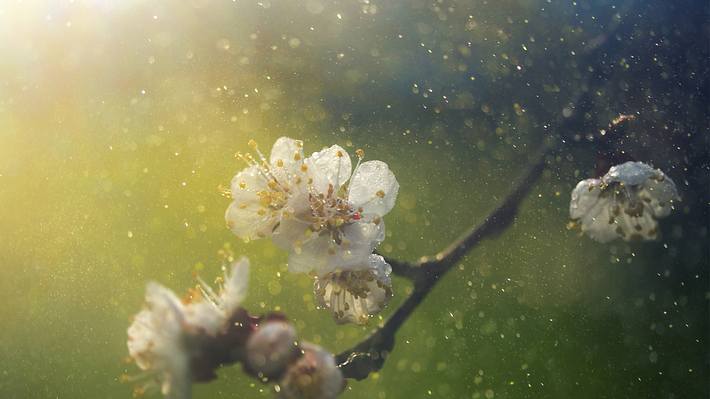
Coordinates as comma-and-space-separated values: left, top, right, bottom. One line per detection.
569, 178, 603, 220
348, 160, 399, 216
225, 201, 278, 241
340, 219, 385, 257
271, 217, 311, 251
571, 162, 680, 243
229, 165, 268, 198
269, 137, 304, 169
639, 174, 679, 217
226, 165, 279, 240
127, 310, 158, 370
221, 257, 250, 314
127, 283, 191, 399
569, 179, 620, 243
286, 233, 333, 274
579, 200, 620, 243
287, 220, 383, 274
184, 301, 223, 336
603, 161, 656, 186
145, 282, 186, 329
306, 144, 352, 192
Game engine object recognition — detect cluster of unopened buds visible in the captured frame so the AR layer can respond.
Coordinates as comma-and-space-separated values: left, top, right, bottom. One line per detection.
125, 258, 345, 399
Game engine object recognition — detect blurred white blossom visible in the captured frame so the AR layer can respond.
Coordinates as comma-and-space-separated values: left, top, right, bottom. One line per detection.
570, 161, 679, 243
314, 254, 393, 325
127, 283, 192, 399
277, 343, 345, 399
188, 257, 250, 334
126, 259, 250, 398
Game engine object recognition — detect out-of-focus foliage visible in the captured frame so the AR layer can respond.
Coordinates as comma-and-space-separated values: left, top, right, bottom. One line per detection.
0, 0, 707, 398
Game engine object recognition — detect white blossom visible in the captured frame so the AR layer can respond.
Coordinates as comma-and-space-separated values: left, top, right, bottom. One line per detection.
225, 138, 309, 241
277, 343, 344, 399
272, 145, 399, 275
126, 283, 192, 399
570, 161, 679, 243
126, 259, 250, 398
314, 254, 393, 325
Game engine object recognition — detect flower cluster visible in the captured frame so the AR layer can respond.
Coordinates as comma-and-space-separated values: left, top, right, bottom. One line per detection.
569, 161, 680, 243
225, 138, 399, 324
126, 258, 345, 399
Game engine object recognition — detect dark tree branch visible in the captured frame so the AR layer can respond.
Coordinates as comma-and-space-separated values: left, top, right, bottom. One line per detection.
337, 147, 549, 380
338, 113, 639, 380
337, 0, 641, 378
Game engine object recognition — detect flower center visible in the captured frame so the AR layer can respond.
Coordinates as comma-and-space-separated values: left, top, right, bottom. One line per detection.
306, 184, 361, 245
314, 269, 392, 324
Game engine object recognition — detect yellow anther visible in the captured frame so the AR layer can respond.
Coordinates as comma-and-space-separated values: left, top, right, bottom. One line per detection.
257, 208, 267, 216
258, 193, 271, 207
301, 164, 308, 172
217, 184, 232, 198
239, 181, 246, 189
376, 190, 385, 198
238, 203, 247, 209
294, 153, 302, 161
276, 159, 284, 167
355, 148, 365, 159
267, 179, 279, 190
336, 150, 343, 157
248, 139, 258, 149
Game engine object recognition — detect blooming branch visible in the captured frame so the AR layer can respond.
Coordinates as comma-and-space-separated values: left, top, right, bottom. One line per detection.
337, 146, 549, 380
335, 1, 646, 379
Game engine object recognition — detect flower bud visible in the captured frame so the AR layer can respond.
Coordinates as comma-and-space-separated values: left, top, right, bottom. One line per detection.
246, 321, 300, 379
277, 343, 344, 399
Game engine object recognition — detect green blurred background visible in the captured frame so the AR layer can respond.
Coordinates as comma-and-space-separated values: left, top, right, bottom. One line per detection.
0, 0, 707, 398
